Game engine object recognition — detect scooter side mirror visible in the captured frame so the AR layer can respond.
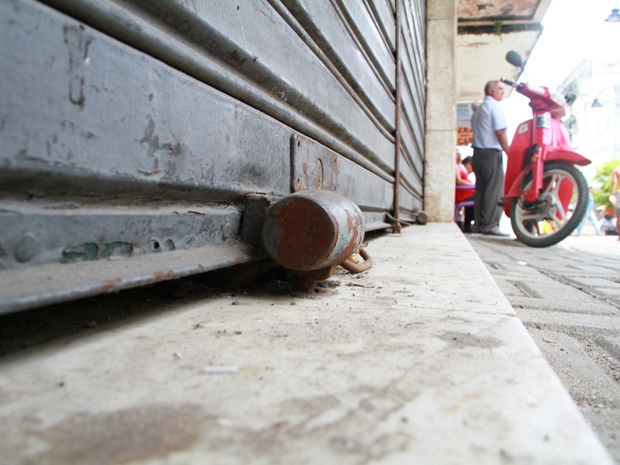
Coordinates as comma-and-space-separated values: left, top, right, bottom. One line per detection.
505, 51, 524, 69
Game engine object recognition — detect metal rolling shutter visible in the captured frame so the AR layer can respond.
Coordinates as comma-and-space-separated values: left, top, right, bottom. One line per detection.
0, 0, 426, 313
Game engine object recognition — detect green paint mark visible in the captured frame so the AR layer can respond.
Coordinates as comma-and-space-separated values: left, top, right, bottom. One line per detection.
62, 241, 133, 262
62, 243, 99, 262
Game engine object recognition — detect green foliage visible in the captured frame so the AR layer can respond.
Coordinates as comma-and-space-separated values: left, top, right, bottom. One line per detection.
592, 159, 620, 209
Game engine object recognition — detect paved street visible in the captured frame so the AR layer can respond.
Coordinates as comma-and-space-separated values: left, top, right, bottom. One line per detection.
466, 233, 620, 462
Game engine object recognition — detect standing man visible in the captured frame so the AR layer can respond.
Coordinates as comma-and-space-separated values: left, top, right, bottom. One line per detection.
610, 166, 620, 241
470, 80, 510, 236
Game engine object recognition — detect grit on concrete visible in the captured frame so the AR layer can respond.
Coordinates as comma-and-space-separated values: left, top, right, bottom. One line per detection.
0, 223, 614, 464
466, 232, 620, 463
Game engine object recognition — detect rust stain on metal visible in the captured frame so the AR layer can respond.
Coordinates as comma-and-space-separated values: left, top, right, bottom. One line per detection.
263, 191, 364, 280
101, 279, 122, 293
101, 281, 115, 293
235, 257, 244, 265
339, 209, 362, 260
153, 270, 173, 281
273, 197, 336, 270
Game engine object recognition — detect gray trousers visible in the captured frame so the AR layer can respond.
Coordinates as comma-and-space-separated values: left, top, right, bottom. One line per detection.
472, 148, 504, 233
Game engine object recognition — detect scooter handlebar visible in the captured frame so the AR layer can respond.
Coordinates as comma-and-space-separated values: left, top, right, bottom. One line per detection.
501, 77, 517, 87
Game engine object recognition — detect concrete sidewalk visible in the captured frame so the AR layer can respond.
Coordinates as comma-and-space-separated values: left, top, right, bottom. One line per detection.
0, 223, 614, 464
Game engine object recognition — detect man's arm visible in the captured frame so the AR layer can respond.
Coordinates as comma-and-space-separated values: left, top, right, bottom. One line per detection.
495, 129, 510, 153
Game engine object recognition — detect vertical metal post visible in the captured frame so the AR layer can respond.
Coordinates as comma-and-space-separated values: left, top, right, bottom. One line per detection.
393, 0, 403, 233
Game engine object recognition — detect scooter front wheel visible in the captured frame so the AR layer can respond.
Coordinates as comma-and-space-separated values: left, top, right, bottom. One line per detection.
510, 162, 588, 248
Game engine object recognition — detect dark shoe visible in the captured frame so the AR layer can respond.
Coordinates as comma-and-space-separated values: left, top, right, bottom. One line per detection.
482, 228, 509, 237
462, 226, 473, 233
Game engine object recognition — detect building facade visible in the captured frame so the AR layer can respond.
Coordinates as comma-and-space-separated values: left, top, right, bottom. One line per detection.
558, 60, 620, 179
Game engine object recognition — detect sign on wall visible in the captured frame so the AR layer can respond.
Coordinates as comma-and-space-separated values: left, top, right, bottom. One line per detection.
457, 102, 473, 146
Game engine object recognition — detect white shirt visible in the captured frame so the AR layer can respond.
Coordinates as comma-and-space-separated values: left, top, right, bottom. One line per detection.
471, 96, 507, 151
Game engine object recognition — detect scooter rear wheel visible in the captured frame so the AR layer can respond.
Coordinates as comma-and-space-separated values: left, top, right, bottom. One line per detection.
510, 162, 588, 248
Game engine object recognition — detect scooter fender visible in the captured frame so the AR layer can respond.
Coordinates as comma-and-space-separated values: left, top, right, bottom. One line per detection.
544, 150, 591, 166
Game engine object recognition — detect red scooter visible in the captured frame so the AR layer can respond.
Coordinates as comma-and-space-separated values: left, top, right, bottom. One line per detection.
500, 51, 591, 247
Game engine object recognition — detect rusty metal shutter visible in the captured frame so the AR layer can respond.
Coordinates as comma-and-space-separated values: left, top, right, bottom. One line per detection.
0, 0, 426, 313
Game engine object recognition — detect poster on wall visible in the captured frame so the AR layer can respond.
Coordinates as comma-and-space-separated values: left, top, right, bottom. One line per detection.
457, 102, 473, 146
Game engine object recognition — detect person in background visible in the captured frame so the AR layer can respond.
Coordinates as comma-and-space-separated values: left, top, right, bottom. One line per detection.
600, 213, 617, 236
462, 156, 474, 179
574, 186, 601, 236
610, 166, 620, 241
455, 154, 475, 232
470, 80, 510, 236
